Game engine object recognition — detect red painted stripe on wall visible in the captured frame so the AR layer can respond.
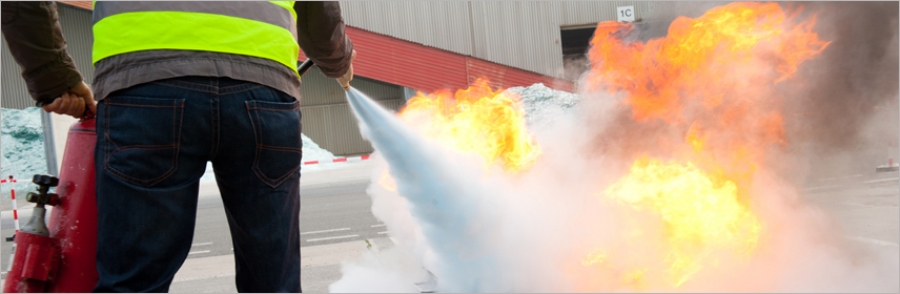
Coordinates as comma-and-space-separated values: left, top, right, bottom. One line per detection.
59, 1, 92, 10
306, 27, 574, 93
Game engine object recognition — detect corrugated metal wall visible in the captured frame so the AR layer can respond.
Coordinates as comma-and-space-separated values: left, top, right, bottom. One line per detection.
58, 4, 94, 85
337, 26, 573, 97
1, 4, 93, 110
0, 38, 32, 110
340, 2, 474, 57
339, 26, 470, 93
299, 66, 405, 156
339, 1, 675, 80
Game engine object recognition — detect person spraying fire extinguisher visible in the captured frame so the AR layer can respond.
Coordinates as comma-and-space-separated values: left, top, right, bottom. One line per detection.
2, 1, 355, 292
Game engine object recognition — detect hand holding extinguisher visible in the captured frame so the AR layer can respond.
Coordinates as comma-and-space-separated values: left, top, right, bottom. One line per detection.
36, 82, 96, 120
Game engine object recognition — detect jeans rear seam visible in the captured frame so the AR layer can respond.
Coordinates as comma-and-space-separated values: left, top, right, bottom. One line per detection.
104, 102, 183, 108
149, 82, 219, 94
209, 90, 220, 161
246, 106, 300, 112
220, 85, 264, 95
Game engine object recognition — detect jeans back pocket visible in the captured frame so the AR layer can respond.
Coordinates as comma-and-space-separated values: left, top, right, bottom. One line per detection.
246, 100, 302, 188
103, 97, 185, 187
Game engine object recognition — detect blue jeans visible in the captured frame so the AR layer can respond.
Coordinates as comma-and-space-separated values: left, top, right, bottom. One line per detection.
93, 77, 302, 292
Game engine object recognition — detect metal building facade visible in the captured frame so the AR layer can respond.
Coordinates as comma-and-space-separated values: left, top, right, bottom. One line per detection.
0, 37, 32, 110
299, 67, 406, 156
339, 1, 684, 79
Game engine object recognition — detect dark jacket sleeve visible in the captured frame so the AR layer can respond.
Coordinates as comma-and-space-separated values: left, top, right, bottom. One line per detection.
294, 1, 354, 79
1, 1, 83, 106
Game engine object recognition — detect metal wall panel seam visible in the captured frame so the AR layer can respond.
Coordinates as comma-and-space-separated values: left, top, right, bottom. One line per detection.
2, 38, 32, 110
300, 107, 330, 155
58, 5, 95, 84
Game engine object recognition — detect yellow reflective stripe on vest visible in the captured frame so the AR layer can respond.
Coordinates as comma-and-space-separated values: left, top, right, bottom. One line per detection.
93, 1, 297, 39
92, 3, 299, 75
93, 12, 298, 74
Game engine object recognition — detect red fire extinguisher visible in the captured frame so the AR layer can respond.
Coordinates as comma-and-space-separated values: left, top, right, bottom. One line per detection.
3, 115, 99, 292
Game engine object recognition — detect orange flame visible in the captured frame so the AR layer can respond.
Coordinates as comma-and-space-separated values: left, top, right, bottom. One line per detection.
581, 2, 828, 289
377, 78, 540, 192
587, 2, 829, 123
585, 1, 829, 186
584, 2, 830, 193
398, 78, 540, 172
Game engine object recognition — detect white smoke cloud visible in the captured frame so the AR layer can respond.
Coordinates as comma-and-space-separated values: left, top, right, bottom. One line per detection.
329, 2, 898, 292
330, 86, 897, 292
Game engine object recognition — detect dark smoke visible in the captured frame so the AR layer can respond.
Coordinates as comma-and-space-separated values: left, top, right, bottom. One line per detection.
785, 2, 899, 174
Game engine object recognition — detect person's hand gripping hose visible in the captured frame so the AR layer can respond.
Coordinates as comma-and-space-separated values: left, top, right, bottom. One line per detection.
336, 49, 357, 91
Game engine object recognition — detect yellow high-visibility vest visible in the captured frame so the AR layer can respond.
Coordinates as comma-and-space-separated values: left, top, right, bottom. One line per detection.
92, 1, 299, 76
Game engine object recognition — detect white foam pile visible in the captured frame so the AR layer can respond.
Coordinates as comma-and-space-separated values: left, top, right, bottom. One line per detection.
1, 107, 46, 198
504, 83, 580, 128
303, 133, 337, 163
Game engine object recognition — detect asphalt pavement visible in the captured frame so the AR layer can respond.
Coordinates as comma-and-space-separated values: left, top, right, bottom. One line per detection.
1, 160, 897, 292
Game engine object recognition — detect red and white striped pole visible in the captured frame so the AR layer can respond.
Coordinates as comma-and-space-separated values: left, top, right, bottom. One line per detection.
302, 154, 371, 166
10, 176, 19, 234
3, 175, 18, 273
2, 175, 19, 234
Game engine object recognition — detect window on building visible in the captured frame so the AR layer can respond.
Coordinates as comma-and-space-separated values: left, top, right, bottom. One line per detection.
560, 25, 597, 82
561, 21, 664, 82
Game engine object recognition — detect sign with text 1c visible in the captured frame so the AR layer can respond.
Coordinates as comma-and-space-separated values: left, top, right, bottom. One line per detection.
617, 5, 635, 22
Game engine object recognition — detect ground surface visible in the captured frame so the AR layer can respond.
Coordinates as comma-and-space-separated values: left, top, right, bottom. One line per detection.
1, 160, 897, 292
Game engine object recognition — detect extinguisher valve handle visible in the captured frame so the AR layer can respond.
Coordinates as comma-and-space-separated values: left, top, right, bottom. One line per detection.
25, 173, 61, 208
32, 174, 59, 188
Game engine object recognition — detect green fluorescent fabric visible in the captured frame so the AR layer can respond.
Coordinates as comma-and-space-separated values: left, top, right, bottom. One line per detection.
93, 2, 299, 75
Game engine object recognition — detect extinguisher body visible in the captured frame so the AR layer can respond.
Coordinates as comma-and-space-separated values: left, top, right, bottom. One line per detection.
3, 231, 59, 292
46, 118, 99, 292
2, 118, 99, 293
